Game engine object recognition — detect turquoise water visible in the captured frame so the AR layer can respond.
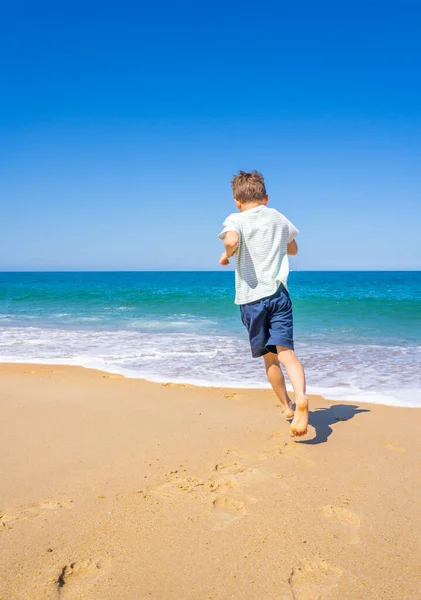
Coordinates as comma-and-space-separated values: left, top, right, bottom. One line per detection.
0, 271, 420, 406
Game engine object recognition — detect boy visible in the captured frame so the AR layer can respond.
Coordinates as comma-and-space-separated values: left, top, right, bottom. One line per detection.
218, 170, 308, 437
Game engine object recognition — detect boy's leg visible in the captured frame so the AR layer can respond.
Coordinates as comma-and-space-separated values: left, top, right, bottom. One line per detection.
276, 346, 308, 437
263, 353, 294, 419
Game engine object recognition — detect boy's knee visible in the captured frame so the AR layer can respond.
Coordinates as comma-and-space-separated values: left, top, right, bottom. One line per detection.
264, 352, 279, 371
277, 346, 295, 364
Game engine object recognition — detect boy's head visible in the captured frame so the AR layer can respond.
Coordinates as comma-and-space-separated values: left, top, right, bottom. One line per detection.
231, 170, 268, 209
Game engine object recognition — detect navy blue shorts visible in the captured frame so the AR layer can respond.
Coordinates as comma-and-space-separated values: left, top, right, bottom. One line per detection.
240, 285, 294, 358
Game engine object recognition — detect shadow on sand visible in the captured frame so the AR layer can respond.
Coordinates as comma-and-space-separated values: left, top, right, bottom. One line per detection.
297, 404, 370, 445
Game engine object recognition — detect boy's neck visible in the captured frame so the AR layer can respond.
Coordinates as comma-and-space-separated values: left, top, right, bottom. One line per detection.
235, 196, 269, 212
239, 201, 265, 213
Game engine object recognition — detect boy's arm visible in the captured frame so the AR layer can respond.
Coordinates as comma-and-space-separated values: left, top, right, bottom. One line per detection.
219, 231, 239, 265
286, 218, 299, 256
218, 215, 240, 266
223, 231, 239, 257
287, 239, 298, 255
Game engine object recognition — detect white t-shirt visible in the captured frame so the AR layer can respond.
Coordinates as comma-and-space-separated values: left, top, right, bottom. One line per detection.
218, 205, 299, 305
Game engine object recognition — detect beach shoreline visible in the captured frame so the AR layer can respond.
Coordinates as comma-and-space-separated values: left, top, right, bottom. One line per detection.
0, 359, 418, 408
1, 362, 420, 599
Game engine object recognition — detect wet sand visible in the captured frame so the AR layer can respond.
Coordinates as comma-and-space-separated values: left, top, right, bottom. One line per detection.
0, 363, 420, 599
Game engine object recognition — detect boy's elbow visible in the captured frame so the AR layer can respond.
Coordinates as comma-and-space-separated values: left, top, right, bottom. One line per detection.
225, 240, 238, 251
287, 240, 298, 255
224, 232, 239, 251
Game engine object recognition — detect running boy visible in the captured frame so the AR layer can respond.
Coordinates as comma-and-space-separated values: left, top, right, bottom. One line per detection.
218, 170, 308, 437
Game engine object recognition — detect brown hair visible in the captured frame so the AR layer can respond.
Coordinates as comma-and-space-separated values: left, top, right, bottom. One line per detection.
231, 170, 267, 203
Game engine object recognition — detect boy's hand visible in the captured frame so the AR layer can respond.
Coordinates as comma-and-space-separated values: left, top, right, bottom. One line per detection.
219, 252, 230, 266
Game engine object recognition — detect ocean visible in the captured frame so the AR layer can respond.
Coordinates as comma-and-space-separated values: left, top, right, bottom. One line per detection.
0, 271, 420, 407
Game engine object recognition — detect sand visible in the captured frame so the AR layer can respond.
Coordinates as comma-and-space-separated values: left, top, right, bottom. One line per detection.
0, 363, 420, 600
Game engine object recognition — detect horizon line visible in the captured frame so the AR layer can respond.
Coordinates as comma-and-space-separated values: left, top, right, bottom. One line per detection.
1, 269, 420, 274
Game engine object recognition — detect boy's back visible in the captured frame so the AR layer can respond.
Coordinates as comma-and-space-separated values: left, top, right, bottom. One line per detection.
219, 205, 298, 305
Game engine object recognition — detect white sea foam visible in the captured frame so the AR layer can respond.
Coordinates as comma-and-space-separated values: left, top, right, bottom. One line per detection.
0, 325, 419, 408
305, 385, 420, 408
78, 317, 102, 322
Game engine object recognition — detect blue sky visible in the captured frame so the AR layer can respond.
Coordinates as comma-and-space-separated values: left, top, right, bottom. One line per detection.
1, 0, 420, 270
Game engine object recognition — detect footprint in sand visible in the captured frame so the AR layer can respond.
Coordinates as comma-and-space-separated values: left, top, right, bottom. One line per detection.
151, 468, 256, 529
289, 559, 342, 600
213, 495, 247, 515
0, 501, 70, 530
227, 439, 314, 467
152, 460, 261, 498
264, 439, 314, 466
210, 463, 268, 494
146, 456, 273, 528
384, 440, 406, 453
209, 476, 239, 494
161, 382, 186, 387
214, 461, 250, 475
224, 392, 238, 399
56, 557, 109, 599
320, 505, 361, 544
212, 495, 256, 529
154, 473, 207, 495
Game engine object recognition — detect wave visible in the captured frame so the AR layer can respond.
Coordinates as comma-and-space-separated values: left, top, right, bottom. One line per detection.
0, 325, 420, 408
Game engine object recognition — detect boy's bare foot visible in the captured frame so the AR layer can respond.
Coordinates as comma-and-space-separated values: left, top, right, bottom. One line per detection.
289, 395, 308, 437
281, 398, 295, 420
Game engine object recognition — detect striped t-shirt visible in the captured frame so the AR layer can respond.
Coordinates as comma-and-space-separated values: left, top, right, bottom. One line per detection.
218, 205, 299, 305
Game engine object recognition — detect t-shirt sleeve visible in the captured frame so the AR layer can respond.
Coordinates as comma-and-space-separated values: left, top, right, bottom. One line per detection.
218, 214, 240, 240
286, 219, 299, 244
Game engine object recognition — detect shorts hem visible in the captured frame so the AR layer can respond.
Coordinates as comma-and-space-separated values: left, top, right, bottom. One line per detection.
251, 348, 270, 358
266, 338, 294, 352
